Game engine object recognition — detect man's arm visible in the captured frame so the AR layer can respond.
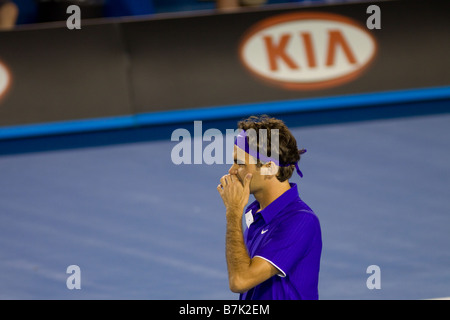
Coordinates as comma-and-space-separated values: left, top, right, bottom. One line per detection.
218, 174, 279, 293
225, 207, 279, 293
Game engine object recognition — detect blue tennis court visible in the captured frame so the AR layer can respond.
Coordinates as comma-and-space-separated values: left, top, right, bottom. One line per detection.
1, 106, 449, 300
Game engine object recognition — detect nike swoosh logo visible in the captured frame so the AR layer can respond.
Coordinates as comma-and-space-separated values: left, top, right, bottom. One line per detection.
261, 229, 269, 234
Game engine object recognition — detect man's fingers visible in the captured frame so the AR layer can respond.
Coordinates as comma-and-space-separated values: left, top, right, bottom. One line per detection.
220, 174, 229, 187
217, 184, 223, 194
220, 174, 248, 191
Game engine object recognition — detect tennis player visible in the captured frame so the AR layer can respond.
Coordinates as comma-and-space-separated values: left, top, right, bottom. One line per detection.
217, 115, 322, 300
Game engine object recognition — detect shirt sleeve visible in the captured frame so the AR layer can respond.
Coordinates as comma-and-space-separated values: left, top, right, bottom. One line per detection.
253, 211, 321, 277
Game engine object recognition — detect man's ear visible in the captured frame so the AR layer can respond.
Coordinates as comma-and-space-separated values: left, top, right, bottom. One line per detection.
260, 161, 279, 176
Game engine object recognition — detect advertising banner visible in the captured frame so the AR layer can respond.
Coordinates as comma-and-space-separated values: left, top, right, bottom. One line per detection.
0, 23, 131, 127
124, 0, 450, 113
0, 0, 448, 134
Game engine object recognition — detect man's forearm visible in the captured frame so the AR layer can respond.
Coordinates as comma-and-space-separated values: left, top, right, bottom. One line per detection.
225, 209, 251, 293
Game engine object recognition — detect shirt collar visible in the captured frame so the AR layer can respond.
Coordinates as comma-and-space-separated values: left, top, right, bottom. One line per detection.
250, 183, 299, 224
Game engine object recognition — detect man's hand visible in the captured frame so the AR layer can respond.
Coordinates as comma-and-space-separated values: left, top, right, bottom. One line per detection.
217, 173, 252, 215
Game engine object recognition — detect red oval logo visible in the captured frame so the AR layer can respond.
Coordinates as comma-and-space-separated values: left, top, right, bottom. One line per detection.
239, 12, 377, 90
0, 60, 11, 101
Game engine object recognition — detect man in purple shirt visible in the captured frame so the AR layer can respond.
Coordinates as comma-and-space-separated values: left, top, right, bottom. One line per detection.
217, 115, 322, 300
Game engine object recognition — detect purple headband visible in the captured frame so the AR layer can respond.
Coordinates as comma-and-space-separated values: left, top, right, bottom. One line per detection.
234, 129, 305, 178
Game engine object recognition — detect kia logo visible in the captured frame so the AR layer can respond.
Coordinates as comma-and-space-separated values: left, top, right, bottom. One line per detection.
0, 60, 11, 101
239, 12, 377, 90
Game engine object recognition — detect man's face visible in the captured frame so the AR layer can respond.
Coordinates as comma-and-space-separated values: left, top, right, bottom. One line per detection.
228, 145, 262, 194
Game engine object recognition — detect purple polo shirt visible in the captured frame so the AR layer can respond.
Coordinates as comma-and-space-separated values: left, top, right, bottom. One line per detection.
240, 183, 322, 300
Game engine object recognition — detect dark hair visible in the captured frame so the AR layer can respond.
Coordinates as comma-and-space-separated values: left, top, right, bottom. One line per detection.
237, 115, 305, 182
